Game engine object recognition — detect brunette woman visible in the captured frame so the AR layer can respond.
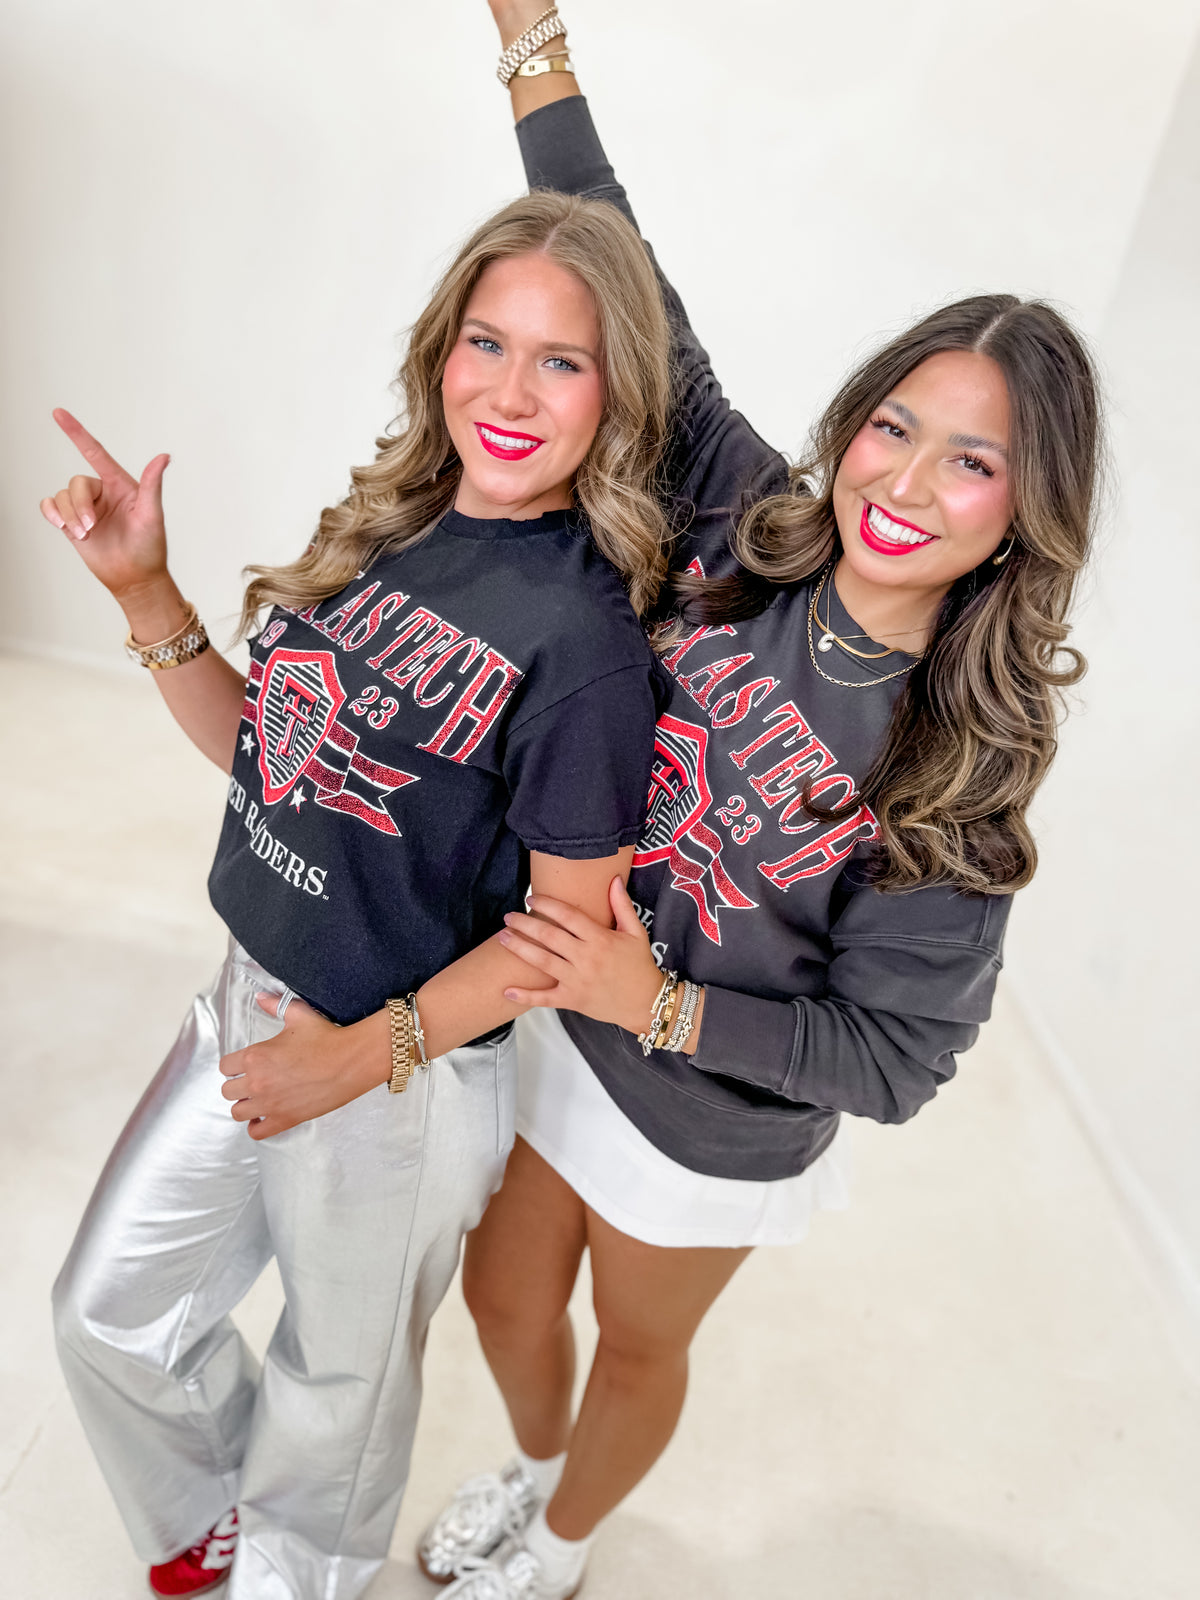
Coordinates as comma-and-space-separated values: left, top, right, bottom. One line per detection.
408, 9, 1103, 1599
42, 190, 676, 1600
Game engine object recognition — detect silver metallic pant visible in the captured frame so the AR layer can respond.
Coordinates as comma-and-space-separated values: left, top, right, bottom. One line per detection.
52, 941, 515, 1600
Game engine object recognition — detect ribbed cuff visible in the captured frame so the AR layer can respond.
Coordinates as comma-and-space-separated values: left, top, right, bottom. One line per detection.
690, 984, 799, 1096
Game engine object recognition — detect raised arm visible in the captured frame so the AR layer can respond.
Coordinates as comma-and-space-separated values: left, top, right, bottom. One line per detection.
39, 410, 247, 769
487, 2, 788, 532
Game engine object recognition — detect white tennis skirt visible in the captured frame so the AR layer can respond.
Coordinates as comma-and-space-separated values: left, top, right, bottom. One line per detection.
514, 1008, 850, 1249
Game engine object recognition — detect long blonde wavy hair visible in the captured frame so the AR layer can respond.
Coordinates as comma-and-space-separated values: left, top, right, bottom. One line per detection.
673, 295, 1104, 895
241, 191, 673, 631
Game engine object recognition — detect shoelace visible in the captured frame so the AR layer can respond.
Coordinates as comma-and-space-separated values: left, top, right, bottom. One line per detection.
455, 1546, 549, 1599
443, 1473, 530, 1544
500, 1548, 544, 1594
452, 1555, 515, 1600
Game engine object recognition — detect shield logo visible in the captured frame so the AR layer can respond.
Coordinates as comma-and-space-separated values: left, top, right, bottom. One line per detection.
256, 648, 347, 805
636, 715, 713, 864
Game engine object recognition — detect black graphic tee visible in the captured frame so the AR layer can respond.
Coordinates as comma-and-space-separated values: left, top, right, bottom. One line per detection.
208, 507, 663, 1025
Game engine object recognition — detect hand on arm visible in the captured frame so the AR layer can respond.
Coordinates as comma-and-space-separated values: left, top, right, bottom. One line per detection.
39, 409, 247, 770
217, 845, 639, 1139
499, 875, 707, 1051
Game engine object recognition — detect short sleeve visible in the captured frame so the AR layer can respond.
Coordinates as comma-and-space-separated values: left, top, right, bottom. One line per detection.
502, 663, 657, 859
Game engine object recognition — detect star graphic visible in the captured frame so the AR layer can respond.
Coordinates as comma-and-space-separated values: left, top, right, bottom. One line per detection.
240, 730, 254, 756
290, 786, 308, 812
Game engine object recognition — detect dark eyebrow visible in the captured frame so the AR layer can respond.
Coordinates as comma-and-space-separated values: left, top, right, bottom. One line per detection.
880, 398, 920, 431
463, 317, 597, 362
879, 396, 1008, 458
948, 431, 1009, 459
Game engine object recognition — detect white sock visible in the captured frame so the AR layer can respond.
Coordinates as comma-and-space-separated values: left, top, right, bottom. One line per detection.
522, 1506, 593, 1590
515, 1446, 567, 1501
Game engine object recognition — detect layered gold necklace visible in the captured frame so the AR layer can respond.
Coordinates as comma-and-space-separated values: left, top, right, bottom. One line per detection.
807, 564, 927, 689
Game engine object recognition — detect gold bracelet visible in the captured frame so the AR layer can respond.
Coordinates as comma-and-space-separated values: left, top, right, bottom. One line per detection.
651, 980, 683, 1051
386, 997, 419, 1094
513, 53, 574, 78
124, 601, 211, 670
497, 8, 567, 85
407, 993, 428, 1068
637, 971, 677, 1057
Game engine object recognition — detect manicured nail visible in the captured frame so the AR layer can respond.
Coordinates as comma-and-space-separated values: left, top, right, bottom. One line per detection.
80, 513, 94, 531
72, 525, 88, 541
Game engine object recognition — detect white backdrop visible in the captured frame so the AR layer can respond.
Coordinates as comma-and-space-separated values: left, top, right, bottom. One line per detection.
3, 0, 1199, 1326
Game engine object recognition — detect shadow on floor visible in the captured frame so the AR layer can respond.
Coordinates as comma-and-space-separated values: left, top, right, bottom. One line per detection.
369, 1502, 1117, 1600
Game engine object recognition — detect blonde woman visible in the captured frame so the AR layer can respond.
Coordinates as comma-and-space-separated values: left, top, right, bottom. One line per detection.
401, 9, 1105, 1600
43, 190, 675, 1600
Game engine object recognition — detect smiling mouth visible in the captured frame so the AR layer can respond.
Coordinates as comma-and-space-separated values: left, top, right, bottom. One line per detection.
474, 423, 545, 461
859, 502, 938, 555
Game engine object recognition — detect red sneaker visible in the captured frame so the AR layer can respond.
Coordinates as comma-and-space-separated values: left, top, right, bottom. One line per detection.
148, 1509, 239, 1596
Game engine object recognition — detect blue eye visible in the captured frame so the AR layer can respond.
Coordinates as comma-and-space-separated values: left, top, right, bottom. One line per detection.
469, 336, 502, 355
546, 356, 580, 372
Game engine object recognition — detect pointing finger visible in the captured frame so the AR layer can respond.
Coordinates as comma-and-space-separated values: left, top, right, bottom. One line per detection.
52, 408, 137, 490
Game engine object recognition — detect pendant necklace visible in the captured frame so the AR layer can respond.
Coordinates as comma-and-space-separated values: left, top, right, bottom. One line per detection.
808, 565, 927, 690
815, 567, 926, 660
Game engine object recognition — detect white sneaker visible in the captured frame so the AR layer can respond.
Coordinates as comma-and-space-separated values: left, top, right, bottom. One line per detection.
442, 1541, 584, 1600
417, 1461, 541, 1583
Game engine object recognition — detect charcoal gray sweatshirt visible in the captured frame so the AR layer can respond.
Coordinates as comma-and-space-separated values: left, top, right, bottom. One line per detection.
517, 98, 1010, 1182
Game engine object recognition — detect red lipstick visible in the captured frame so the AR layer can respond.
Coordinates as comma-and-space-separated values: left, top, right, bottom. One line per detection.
859, 502, 936, 556
474, 422, 545, 462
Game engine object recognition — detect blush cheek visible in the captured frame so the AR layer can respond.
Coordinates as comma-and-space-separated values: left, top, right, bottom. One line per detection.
940, 477, 1011, 545
544, 374, 604, 465
838, 428, 892, 491
440, 349, 477, 417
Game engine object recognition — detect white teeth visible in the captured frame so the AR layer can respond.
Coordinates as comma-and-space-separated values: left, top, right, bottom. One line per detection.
479, 425, 539, 451
867, 504, 934, 546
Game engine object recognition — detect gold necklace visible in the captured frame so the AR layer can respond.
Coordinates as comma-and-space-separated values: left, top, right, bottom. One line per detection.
807, 568, 925, 689
814, 570, 927, 660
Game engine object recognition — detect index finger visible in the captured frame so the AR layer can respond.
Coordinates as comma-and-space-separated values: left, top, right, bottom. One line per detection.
524, 895, 603, 939
52, 408, 135, 488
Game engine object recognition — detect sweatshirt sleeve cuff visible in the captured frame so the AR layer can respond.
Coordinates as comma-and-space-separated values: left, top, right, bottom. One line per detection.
690, 985, 799, 1095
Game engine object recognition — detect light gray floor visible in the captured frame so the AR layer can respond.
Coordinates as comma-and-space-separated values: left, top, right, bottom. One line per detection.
3, 654, 1197, 1600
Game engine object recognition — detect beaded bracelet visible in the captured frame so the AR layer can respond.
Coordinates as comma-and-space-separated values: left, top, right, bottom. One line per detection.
663, 979, 701, 1053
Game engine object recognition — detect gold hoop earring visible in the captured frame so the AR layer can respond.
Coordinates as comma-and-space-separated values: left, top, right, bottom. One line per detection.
992, 535, 1016, 567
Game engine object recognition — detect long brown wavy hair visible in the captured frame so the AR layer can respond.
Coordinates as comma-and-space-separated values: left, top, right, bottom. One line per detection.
240, 191, 673, 631
673, 295, 1104, 895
